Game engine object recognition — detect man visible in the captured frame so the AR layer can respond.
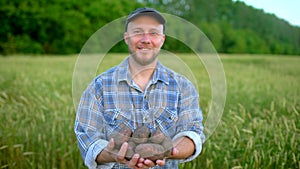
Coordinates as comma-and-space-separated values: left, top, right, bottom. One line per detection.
74, 7, 205, 169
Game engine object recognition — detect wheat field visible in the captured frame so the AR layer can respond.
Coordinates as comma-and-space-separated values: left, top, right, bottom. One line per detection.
0, 54, 299, 169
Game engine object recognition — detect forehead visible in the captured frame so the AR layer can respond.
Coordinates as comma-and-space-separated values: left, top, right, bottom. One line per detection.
127, 15, 164, 31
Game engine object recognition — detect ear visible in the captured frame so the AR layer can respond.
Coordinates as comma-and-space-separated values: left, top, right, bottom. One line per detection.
159, 34, 166, 47
161, 34, 166, 43
124, 32, 129, 45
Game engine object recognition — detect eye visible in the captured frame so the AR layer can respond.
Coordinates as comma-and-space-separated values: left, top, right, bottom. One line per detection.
133, 30, 143, 35
149, 32, 159, 36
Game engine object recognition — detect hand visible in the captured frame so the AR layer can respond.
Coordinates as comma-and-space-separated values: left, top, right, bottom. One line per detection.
135, 147, 179, 168
135, 158, 156, 168
104, 138, 145, 169
133, 144, 178, 168
105, 138, 129, 164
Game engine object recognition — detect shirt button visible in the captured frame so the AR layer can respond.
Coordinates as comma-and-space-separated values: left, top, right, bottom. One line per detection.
144, 115, 149, 122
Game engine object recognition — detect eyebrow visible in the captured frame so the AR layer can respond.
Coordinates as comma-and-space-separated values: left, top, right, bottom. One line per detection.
130, 27, 161, 33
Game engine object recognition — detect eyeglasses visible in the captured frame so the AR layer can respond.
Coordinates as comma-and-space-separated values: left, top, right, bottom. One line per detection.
129, 30, 164, 40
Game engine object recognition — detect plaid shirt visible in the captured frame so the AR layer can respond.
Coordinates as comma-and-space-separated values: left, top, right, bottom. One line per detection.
74, 57, 205, 169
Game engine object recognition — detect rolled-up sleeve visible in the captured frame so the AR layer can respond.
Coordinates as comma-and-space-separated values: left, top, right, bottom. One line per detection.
172, 131, 202, 163
85, 139, 114, 169
175, 78, 205, 161
74, 80, 113, 169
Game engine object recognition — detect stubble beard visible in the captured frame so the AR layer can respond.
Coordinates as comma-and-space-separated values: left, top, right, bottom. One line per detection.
129, 49, 159, 66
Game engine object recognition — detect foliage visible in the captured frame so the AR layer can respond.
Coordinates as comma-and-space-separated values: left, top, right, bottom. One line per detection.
0, 0, 142, 55
0, 0, 300, 55
142, 0, 300, 55
0, 54, 299, 168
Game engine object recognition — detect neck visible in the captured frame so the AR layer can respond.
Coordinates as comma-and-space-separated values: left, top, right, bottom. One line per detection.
128, 58, 157, 91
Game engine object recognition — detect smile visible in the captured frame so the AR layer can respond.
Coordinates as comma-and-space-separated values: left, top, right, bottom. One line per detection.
138, 47, 151, 50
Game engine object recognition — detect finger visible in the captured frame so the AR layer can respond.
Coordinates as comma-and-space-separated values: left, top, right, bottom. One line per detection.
135, 157, 145, 168
171, 147, 179, 156
143, 159, 156, 167
116, 142, 128, 161
136, 162, 144, 168
127, 154, 140, 168
133, 166, 144, 169
156, 158, 166, 166
138, 158, 144, 163
106, 138, 115, 151
133, 167, 143, 169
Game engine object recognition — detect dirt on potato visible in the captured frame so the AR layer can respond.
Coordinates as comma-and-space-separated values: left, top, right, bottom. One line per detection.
132, 125, 150, 144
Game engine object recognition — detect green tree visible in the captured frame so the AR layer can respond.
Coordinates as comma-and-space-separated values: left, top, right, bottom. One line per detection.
1, 0, 300, 55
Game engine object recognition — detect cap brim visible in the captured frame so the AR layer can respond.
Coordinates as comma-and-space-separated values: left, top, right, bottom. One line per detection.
127, 11, 165, 25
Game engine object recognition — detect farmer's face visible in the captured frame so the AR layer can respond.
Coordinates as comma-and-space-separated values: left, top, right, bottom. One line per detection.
124, 15, 165, 66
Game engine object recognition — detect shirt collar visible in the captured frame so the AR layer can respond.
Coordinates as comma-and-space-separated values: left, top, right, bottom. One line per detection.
116, 57, 131, 84
116, 56, 169, 85
153, 61, 169, 85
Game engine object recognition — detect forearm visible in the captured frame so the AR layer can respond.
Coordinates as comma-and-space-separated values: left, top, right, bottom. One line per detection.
171, 136, 195, 159
96, 149, 115, 164
96, 138, 119, 164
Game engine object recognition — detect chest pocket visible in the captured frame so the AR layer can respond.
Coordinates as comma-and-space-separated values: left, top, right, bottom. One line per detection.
103, 109, 134, 136
154, 107, 178, 137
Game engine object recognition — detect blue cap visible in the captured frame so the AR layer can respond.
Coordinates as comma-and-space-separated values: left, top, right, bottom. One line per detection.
125, 7, 166, 32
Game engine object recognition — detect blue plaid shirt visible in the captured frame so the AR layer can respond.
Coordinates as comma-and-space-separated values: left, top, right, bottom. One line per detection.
74, 57, 205, 169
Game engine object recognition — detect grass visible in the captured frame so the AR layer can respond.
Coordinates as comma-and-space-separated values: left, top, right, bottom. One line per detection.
0, 54, 299, 169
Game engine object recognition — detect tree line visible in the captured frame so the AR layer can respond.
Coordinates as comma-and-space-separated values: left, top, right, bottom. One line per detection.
1, 0, 299, 55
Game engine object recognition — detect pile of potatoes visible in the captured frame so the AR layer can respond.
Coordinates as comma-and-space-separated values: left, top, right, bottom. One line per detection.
108, 125, 173, 161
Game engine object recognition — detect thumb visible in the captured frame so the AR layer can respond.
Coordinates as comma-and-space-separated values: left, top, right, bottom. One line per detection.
106, 138, 115, 151
171, 147, 179, 157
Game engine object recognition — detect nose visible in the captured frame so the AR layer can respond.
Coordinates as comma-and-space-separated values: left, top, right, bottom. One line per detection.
141, 33, 151, 43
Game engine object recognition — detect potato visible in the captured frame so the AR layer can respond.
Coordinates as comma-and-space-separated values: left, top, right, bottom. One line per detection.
125, 149, 134, 160
108, 126, 132, 148
128, 140, 137, 149
161, 136, 173, 157
125, 141, 136, 159
108, 125, 174, 161
135, 143, 165, 161
148, 152, 164, 162
132, 125, 150, 144
120, 126, 132, 137
149, 128, 165, 144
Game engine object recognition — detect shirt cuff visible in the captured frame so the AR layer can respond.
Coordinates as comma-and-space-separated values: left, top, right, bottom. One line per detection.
172, 131, 203, 163
85, 139, 115, 169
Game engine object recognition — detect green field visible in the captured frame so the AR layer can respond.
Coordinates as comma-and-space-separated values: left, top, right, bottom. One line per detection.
0, 54, 299, 169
